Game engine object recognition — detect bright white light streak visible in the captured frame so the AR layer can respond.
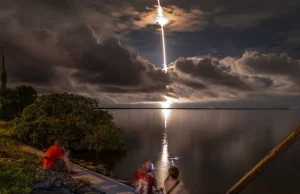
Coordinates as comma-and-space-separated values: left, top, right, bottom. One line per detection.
155, 0, 169, 73
156, 96, 178, 187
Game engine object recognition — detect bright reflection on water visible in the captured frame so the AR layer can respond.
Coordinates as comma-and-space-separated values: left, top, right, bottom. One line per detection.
76, 110, 300, 194
156, 100, 172, 188
156, 131, 169, 188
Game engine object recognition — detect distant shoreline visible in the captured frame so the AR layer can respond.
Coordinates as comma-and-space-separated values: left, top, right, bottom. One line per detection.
99, 107, 299, 110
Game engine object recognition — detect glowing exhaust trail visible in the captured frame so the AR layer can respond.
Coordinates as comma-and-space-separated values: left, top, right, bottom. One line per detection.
161, 26, 167, 73
154, 2, 180, 186
155, 0, 169, 73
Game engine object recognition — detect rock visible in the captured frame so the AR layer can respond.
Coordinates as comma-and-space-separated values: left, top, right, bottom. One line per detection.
33, 178, 50, 189
53, 179, 63, 188
63, 181, 79, 192
31, 188, 72, 194
78, 186, 93, 193
59, 188, 73, 194
74, 183, 86, 190
63, 179, 88, 192
95, 165, 109, 176
47, 178, 63, 191
32, 168, 94, 194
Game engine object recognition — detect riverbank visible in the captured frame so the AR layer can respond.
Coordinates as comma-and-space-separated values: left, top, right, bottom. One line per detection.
0, 136, 98, 194
0, 122, 134, 194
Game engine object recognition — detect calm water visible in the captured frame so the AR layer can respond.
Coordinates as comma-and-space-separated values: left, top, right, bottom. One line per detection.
77, 109, 300, 194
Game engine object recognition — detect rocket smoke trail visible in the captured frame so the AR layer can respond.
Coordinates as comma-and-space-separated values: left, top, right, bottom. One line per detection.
155, 0, 169, 73
155, 2, 180, 186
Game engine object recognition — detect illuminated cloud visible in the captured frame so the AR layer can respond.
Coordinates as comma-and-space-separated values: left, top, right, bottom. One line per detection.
0, 0, 300, 106
132, 5, 208, 32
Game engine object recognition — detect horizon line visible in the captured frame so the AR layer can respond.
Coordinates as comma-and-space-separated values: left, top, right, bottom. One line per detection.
99, 107, 299, 110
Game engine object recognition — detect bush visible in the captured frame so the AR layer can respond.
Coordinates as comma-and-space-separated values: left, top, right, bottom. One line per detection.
13, 93, 127, 152
0, 85, 37, 121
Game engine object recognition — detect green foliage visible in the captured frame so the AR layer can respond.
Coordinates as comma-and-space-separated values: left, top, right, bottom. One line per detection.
0, 69, 7, 95
0, 138, 42, 194
8, 85, 37, 117
77, 177, 91, 187
0, 99, 13, 121
13, 93, 127, 152
0, 162, 35, 194
0, 137, 42, 166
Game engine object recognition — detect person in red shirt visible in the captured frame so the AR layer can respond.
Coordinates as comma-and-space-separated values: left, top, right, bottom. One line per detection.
42, 139, 76, 174
134, 161, 158, 194
134, 161, 150, 182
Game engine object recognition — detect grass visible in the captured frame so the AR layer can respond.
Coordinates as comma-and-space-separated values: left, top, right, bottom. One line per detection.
0, 121, 15, 137
0, 132, 42, 194
0, 161, 35, 194
76, 177, 91, 187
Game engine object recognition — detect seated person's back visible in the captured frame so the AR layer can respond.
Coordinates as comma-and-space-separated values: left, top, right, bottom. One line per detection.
135, 161, 157, 194
165, 179, 185, 194
164, 166, 188, 194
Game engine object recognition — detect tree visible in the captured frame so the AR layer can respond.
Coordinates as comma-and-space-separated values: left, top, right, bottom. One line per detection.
0, 85, 37, 120
0, 68, 10, 120
0, 96, 12, 121
0, 69, 7, 96
13, 93, 126, 152
10, 85, 37, 116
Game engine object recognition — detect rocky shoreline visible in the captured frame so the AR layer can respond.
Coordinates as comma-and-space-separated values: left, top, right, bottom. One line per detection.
32, 169, 101, 194
71, 159, 134, 187
30, 159, 135, 194
0, 136, 133, 194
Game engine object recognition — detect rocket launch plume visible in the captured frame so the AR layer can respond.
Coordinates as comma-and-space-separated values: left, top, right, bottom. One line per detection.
155, 0, 169, 73
155, 3, 180, 184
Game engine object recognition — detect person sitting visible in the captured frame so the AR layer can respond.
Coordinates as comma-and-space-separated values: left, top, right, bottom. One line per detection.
42, 139, 77, 174
134, 161, 157, 194
134, 160, 151, 186
164, 166, 188, 194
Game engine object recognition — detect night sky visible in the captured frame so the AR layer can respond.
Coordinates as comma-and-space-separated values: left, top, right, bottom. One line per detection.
1, 0, 300, 107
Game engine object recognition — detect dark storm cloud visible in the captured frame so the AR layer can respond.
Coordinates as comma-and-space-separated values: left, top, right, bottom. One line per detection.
172, 57, 253, 91
235, 51, 300, 76
71, 37, 170, 88
223, 51, 300, 85
164, 51, 300, 103
1, 0, 300, 104
213, 12, 276, 28
5, 43, 56, 84
102, 84, 167, 93
178, 80, 207, 90
0, 17, 58, 85
57, 22, 99, 58
0, 0, 172, 97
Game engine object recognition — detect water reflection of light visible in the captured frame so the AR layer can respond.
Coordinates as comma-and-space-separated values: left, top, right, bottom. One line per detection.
156, 132, 169, 187
161, 99, 171, 128
156, 96, 178, 187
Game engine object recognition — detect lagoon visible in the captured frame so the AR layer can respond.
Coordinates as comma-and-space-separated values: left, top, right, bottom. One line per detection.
77, 109, 300, 194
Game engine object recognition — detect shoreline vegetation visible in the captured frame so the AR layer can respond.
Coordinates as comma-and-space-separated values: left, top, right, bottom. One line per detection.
0, 136, 98, 194
13, 93, 127, 153
0, 92, 130, 193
